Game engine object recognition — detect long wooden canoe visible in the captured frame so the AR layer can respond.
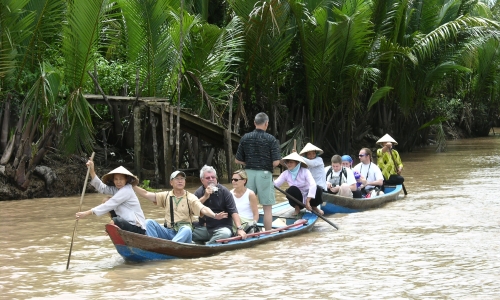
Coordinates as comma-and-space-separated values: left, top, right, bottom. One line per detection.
321, 185, 403, 214
105, 202, 318, 262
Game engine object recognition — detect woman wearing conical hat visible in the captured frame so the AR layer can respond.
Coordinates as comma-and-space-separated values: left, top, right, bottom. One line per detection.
376, 134, 404, 182
299, 143, 327, 191
75, 159, 146, 234
274, 152, 324, 216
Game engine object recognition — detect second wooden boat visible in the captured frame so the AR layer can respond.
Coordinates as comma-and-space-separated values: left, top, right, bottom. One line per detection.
321, 184, 403, 214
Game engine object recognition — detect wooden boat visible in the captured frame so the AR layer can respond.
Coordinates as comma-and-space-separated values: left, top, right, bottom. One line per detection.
321, 184, 403, 214
105, 202, 318, 262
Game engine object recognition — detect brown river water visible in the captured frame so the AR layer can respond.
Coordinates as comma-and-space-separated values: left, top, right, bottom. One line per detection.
1, 136, 500, 299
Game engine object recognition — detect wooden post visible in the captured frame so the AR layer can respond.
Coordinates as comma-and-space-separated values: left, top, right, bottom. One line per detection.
133, 105, 142, 180
161, 104, 170, 186
150, 109, 160, 188
169, 105, 174, 188
102, 128, 107, 165
223, 129, 232, 183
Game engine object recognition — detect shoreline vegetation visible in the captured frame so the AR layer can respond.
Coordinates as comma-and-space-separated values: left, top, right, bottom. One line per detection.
1, 1, 500, 199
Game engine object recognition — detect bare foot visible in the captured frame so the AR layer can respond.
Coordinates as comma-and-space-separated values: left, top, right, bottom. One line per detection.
312, 207, 324, 216
292, 207, 300, 216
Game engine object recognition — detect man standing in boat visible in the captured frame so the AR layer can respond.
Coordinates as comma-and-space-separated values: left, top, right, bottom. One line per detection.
133, 170, 227, 243
235, 112, 281, 231
193, 165, 247, 244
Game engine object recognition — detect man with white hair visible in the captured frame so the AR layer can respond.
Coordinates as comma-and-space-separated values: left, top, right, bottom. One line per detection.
193, 165, 247, 244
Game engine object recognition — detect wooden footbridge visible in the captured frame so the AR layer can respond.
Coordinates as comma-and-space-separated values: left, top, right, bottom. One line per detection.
84, 94, 241, 185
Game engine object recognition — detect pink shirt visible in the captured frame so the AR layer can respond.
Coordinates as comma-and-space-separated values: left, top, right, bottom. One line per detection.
274, 168, 317, 204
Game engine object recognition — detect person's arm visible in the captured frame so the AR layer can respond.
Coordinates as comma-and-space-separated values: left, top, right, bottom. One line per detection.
345, 169, 358, 191
370, 166, 384, 186
249, 190, 259, 222
86, 159, 96, 179
133, 185, 157, 204
394, 150, 403, 174
273, 171, 287, 188
197, 186, 216, 203
305, 169, 317, 199
200, 206, 228, 220
235, 158, 246, 165
232, 213, 247, 239
235, 142, 246, 165
271, 138, 281, 168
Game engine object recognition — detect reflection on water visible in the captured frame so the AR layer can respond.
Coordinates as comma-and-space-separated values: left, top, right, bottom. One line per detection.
1, 137, 500, 299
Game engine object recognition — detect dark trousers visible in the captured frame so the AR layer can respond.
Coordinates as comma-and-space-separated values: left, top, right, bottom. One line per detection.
112, 216, 146, 235
286, 185, 323, 208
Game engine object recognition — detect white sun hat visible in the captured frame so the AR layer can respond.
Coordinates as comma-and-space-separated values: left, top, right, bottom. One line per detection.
299, 142, 324, 156
376, 133, 398, 146
101, 166, 139, 186
282, 152, 308, 168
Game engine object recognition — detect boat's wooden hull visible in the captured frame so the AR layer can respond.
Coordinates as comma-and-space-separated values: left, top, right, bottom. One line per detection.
105, 202, 318, 262
321, 185, 403, 214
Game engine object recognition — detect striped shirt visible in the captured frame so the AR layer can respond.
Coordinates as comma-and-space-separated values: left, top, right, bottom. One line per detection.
236, 129, 281, 172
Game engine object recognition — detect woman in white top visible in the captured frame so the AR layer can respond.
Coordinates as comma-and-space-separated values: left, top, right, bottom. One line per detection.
230, 170, 259, 232
75, 160, 146, 234
299, 143, 327, 190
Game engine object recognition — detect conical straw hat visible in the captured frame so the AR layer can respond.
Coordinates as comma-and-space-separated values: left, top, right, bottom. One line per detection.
282, 152, 308, 168
101, 166, 139, 186
376, 134, 398, 145
299, 142, 324, 156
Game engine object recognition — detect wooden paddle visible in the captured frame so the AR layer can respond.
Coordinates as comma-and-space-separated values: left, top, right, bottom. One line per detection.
66, 152, 95, 270
216, 219, 308, 243
274, 186, 339, 230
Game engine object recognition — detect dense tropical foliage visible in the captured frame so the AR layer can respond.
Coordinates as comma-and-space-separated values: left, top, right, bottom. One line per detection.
1, 0, 500, 189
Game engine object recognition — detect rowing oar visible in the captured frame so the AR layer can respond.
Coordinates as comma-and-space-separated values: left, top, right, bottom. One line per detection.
66, 152, 95, 270
273, 185, 339, 230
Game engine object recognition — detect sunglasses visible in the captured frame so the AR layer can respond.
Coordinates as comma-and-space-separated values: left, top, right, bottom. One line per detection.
231, 178, 244, 182
358, 154, 367, 157
204, 176, 217, 180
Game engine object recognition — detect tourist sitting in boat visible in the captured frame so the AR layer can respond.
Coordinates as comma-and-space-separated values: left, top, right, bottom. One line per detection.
341, 155, 363, 197
133, 170, 226, 243
324, 155, 359, 198
353, 148, 385, 197
193, 165, 247, 244
376, 134, 404, 185
274, 152, 324, 216
298, 143, 327, 191
75, 161, 146, 234
230, 170, 259, 233
341, 154, 353, 168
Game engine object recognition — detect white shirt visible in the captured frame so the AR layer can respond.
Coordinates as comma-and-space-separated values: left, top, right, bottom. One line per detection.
90, 176, 146, 229
353, 162, 384, 189
301, 156, 326, 190
231, 188, 254, 220
324, 166, 356, 188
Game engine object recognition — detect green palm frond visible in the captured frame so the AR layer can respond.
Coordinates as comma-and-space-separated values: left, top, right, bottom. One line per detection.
412, 15, 500, 62
0, 0, 31, 81
60, 0, 115, 154
183, 16, 244, 114
119, 0, 180, 96
23, 62, 60, 115
15, 0, 65, 87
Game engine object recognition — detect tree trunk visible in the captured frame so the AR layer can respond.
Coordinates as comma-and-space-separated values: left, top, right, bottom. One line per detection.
0, 94, 11, 152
